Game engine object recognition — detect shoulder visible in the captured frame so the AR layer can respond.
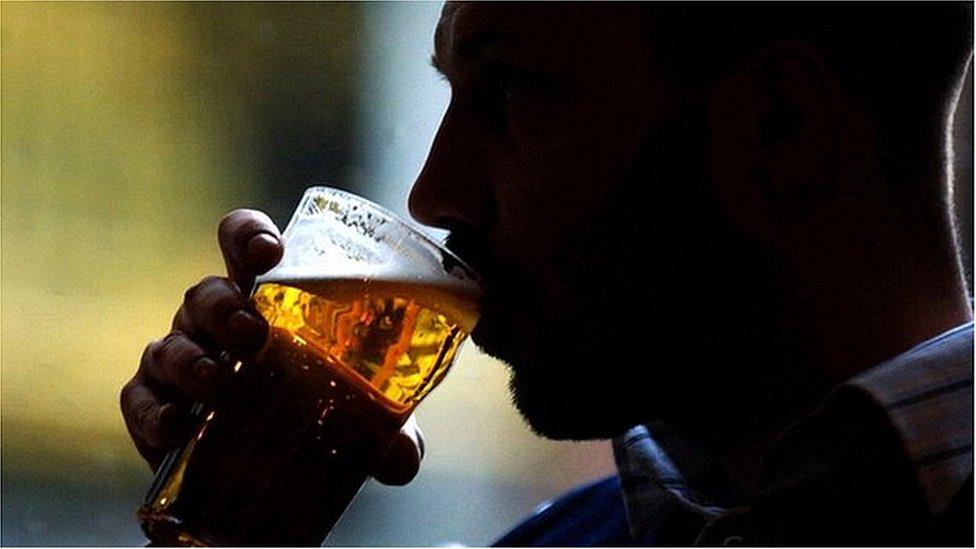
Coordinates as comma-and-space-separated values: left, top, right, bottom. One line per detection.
493, 476, 638, 547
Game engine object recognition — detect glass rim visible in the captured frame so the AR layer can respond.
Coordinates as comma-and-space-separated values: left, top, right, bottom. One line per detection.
294, 186, 485, 290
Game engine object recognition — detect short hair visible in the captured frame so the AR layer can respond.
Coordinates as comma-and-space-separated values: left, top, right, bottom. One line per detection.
641, 2, 972, 250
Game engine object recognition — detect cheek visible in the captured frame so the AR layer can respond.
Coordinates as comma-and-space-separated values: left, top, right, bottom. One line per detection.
492, 105, 649, 291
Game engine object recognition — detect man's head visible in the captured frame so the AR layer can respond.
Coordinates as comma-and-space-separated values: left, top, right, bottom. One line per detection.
409, 3, 973, 444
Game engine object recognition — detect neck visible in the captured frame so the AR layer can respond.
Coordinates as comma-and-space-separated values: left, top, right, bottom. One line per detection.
706, 258, 971, 491
736, 182, 972, 491
781, 153, 973, 383
802, 253, 971, 384
704, 169, 972, 492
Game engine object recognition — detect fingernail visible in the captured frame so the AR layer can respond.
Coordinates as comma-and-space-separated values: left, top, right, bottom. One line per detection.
228, 310, 264, 338
158, 403, 184, 432
194, 357, 218, 384
247, 233, 280, 259
415, 430, 426, 459
378, 435, 421, 486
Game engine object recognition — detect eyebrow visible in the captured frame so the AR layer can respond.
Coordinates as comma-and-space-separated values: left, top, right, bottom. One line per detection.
430, 53, 449, 77
430, 30, 509, 79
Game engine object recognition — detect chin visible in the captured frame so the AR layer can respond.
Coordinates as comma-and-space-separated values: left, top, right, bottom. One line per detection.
473, 325, 606, 439
501, 332, 657, 441
506, 367, 648, 441
472, 285, 665, 441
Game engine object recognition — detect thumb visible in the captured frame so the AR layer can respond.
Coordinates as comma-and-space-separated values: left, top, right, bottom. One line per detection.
217, 209, 284, 293
371, 415, 425, 486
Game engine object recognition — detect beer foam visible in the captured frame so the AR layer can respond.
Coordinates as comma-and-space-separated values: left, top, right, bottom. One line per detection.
255, 188, 482, 299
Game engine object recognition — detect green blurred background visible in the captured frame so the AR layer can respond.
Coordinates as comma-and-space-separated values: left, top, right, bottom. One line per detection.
1, 2, 971, 546
1, 3, 616, 545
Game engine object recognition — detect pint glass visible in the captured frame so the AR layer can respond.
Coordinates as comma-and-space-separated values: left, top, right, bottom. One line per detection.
138, 187, 482, 546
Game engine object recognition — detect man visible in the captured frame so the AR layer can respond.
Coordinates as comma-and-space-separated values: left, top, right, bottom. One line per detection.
121, 3, 973, 545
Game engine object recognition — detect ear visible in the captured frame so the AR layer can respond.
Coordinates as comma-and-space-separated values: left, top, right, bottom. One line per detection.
706, 41, 842, 239
754, 41, 842, 210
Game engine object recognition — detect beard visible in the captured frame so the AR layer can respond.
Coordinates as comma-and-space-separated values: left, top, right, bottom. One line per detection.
499, 120, 711, 440
456, 109, 830, 444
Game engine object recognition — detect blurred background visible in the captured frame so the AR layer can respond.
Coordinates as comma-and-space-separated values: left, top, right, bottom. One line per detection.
1, 3, 617, 546
1, 2, 971, 547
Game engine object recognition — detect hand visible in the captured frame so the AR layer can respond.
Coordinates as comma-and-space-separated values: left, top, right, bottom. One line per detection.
120, 209, 424, 485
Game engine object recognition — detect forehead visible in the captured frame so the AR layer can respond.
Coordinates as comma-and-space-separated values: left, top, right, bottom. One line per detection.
434, 2, 650, 73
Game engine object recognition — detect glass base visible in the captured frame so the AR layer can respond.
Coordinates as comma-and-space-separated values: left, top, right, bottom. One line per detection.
138, 507, 221, 547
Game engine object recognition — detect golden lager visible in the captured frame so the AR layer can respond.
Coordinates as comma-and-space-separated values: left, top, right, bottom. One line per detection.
138, 276, 478, 546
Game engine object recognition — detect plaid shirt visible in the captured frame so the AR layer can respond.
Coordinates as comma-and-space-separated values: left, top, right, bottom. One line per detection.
612, 322, 973, 545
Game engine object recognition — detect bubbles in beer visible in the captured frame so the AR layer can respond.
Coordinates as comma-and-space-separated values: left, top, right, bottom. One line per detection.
138, 278, 475, 546
252, 279, 473, 410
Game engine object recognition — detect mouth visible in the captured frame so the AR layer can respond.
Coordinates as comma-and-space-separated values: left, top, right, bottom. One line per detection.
442, 229, 536, 363
443, 230, 495, 286
469, 294, 527, 370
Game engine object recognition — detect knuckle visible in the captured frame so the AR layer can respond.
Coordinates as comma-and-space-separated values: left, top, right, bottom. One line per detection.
184, 275, 226, 305
122, 384, 156, 434
145, 332, 187, 373
145, 338, 166, 367
120, 379, 137, 412
135, 401, 158, 440
139, 342, 154, 367
153, 333, 176, 363
183, 283, 200, 305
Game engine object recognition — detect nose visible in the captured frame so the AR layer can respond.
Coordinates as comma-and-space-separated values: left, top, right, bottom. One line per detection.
408, 98, 494, 232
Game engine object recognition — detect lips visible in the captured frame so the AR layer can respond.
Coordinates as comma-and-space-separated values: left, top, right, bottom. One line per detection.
469, 289, 530, 369
469, 296, 503, 353
442, 229, 536, 362
443, 230, 495, 286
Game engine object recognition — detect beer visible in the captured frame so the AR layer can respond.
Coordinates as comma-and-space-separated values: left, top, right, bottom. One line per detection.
138, 276, 478, 546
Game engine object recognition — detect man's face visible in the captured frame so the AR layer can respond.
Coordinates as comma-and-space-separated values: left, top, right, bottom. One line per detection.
410, 3, 791, 440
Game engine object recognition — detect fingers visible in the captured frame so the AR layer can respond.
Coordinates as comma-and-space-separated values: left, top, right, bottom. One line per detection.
120, 377, 192, 471
126, 272, 264, 472
218, 209, 283, 292
172, 276, 268, 356
123, 209, 282, 472
371, 416, 425, 486
126, 330, 230, 471
139, 331, 230, 401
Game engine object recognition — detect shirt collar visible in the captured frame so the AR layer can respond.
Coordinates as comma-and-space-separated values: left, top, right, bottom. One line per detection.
612, 321, 973, 544
848, 321, 974, 514
612, 423, 730, 544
